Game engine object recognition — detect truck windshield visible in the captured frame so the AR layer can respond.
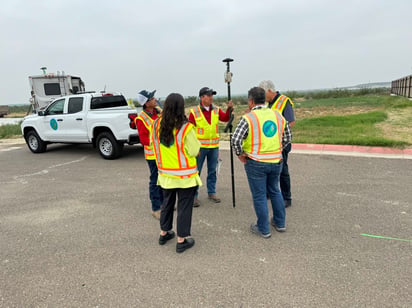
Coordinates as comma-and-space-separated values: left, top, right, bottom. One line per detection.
91, 95, 127, 109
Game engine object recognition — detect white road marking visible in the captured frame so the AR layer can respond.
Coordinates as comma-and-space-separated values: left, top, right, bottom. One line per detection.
199, 219, 214, 227
2, 156, 88, 184
0, 146, 22, 152
337, 191, 405, 208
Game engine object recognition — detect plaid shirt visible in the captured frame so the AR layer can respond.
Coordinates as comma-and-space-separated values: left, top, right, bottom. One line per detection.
231, 105, 292, 156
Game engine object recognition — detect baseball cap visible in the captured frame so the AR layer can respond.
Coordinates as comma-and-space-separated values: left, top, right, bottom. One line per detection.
136, 90, 156, 105
199, 87, 217, 97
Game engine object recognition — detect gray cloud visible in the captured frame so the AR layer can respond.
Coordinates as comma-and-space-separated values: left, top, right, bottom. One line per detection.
1, 0, 411, 105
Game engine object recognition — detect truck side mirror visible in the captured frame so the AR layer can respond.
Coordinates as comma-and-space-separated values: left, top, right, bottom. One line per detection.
38, 111, 45, 116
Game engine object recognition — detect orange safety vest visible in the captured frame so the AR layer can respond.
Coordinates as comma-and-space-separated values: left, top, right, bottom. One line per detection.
271, 94, 294, 113
151, 119, 198, 179
242, 107, 286, 163
135, 108, 161, 160
190, 106, 220, 148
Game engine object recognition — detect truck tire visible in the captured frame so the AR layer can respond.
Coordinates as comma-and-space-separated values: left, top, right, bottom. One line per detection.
97, 132, 122, 159
25, 130, 47, 153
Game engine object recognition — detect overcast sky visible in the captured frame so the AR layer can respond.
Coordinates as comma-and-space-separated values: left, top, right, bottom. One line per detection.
1, 0, 411, 105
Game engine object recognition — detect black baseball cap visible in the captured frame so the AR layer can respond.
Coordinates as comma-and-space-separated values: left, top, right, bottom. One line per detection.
136, 90, 156, 105
199, 87, 217, 97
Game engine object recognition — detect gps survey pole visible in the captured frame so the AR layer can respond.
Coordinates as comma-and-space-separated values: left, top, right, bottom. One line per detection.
222, 58, 236, 208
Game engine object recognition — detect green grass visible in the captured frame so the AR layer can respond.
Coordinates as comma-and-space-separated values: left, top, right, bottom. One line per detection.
293, 111, 408, 147
296, 96, 385, 108
0, 124, 22, 138
294, 95, 410, 109
286, 87, 390, 100
217, 93, 411, 147
2, 93, 411, 148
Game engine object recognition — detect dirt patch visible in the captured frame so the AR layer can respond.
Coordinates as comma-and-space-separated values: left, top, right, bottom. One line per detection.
294, 97, 306, 102
376, 107, 412, 144
295, 106, 381, 120
0, 137, 25, 144
5, 112, 26, 118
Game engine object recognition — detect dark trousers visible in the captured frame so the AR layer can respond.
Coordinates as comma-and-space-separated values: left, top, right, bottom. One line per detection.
280, 143, 292, 201
160, 186, 198, 238
147, 159, 163, 212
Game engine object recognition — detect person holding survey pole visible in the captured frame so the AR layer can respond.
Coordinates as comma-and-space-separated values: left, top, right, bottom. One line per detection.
188, 87, 233, 207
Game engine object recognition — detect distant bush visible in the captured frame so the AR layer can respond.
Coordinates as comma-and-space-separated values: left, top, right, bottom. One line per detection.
291, 88, 390, 100
184, 96, 198, 107
8, 104, 30, 114
186, 88, 392, 106
184, 95, 248, 107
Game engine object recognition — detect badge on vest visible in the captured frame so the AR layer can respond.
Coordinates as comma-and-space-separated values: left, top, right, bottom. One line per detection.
262, 120, 277, 137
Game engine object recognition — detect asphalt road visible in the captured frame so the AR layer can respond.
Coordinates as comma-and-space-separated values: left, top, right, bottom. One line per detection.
1, 141, 411, 307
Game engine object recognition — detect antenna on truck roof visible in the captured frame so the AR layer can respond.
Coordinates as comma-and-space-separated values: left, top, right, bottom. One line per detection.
40, 67, 47, 75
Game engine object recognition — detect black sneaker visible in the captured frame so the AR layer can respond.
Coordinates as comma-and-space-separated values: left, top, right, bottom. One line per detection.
159, 230, 175, 245
176, 238, 195, 253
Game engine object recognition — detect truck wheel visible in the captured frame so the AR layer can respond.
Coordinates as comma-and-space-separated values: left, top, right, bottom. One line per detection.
25, 130, 47, 153
97, 132, 122, 159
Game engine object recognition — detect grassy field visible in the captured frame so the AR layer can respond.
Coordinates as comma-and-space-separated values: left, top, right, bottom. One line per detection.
2, 90, 412, 148
215, 91, 412, 148
0, 123, 22, 139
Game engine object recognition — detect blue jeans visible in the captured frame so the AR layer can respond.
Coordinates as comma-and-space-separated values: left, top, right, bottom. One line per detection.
244, 158, 285, 235
280, 143, 292, 201
196, 147, 219, 195
147, 159, 163, 211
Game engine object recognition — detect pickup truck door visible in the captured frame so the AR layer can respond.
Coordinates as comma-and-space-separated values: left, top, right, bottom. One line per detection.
41, 98, 68, 141
41, 97, 88, 142
61, 97, 88, 142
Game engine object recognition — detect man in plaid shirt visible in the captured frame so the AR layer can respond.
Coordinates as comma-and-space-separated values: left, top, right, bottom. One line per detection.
231, 87, 291, 238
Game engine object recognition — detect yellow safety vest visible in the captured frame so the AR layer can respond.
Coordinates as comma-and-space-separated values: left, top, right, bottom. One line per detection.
270, 94, 294, 113
136, 108, 162, 160
190, 105, 220, 148
242, 107, 286, 163
151, 119, 198, 179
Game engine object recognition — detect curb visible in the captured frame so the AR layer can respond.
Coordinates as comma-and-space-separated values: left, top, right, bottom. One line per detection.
292, 143, 412, 160
2, 138, 412, 159
219, 141, 412, 160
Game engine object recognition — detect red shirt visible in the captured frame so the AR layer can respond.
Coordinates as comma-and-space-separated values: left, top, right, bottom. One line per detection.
136, 108, 160, 146
188, 104, 232, 126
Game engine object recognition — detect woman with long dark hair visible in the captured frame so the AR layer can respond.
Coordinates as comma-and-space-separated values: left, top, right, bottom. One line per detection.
151, 93, 202, 253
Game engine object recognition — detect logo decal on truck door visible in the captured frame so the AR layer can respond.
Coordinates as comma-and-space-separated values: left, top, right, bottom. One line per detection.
50, 118, 58, 130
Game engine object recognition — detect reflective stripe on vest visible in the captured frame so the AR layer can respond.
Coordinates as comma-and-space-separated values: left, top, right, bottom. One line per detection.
272, 95, 288, 113
151, 119, 198, 179
137, 110, 156, 160
190, 105, 220, 148
271, 95, 295, 113
243, 108, 285, 162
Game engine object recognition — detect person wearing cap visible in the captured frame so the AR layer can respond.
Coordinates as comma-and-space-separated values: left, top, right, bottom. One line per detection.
231, 86, 291, 238
135, 89, 163, 220
188, 87, 233, 207
151, 93, 202, 253
259, 80, 295, 208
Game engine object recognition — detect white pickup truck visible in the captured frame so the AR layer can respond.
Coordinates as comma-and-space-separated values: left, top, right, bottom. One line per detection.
21, 92, 140, 159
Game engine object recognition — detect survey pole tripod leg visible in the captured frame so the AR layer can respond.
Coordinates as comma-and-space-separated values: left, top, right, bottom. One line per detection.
222, 58, 235, 208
